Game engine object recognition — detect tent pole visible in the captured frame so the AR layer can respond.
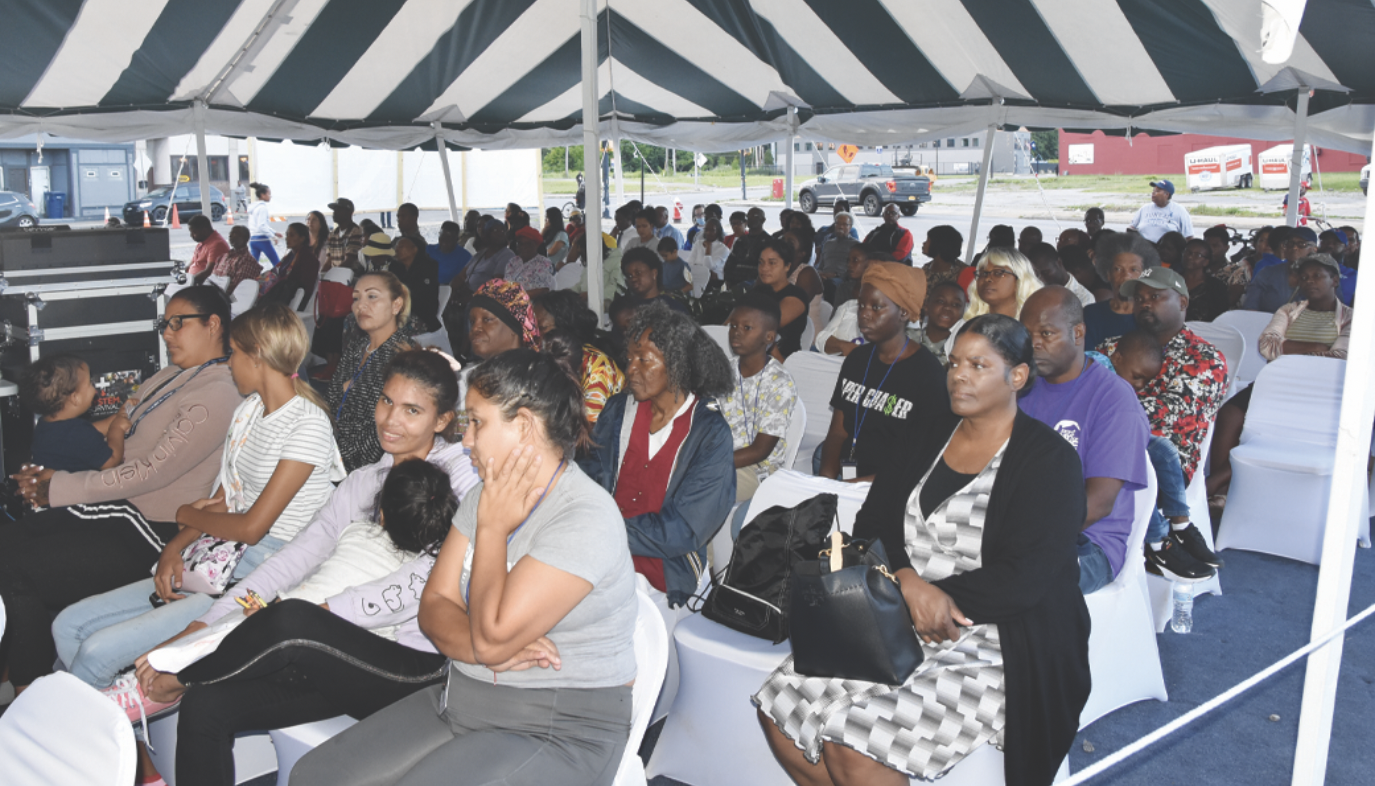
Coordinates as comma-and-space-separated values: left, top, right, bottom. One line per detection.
1284, 87, 1311, 227
193, 100, 214, 223
459, 151, 469, 214
431, 122, 459, 223
965, 121, 998, 263
612, 124, 626, 209
785, 106, 796, 210
1290, 126, 1375, 786
580, 0, 604, 323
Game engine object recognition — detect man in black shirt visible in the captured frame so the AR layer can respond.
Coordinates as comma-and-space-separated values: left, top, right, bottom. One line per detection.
722, 207, 769, 287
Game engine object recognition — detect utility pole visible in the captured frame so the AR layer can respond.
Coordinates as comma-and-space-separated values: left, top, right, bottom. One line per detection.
564, 146, 569, 176
740, 150, 747, 200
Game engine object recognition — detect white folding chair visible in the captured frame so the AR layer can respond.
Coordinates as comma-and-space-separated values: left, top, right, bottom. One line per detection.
1146, 421, 1223, 631
411, 285, 454, 355
701, 324, 732, 359
1080, 461, 1167, 728
646, 470, 870, 786
780, 398, 807, 472
554, 261, 584, 291
229, 279, 259, 318
271, 715, 358, 786
613, 586, 671, 786
815, 300, 834, 335
1216, 357, 1370, 564
0, 672, 136, 786
1186, 321, 1245, 397
1212, 310, 1274, 387
205, 272, 230, 291
781, 352, 844, 473
147, 712, 278, 785
799, 316, 816, 353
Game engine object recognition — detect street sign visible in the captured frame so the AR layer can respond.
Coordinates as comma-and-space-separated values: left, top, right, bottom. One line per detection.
178, 174, 190, 182
694, 153, 707, 167
837, 144, 858, 163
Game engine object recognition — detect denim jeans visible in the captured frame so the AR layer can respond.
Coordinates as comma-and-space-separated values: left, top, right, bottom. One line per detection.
248, 237, 279, 267
1146, 435, 1191, 543
1077, 534, 1113, 594
52, 535, 286, 688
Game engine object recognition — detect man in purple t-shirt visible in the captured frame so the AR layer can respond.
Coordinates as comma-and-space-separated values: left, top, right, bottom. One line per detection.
1019, 287, 1150, 593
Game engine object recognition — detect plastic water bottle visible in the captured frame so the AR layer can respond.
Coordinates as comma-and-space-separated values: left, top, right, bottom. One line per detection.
1171, 582, 1194, 634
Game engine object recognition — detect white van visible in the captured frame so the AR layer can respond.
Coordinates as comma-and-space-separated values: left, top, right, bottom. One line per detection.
1185, 145, 1253, 191
1258, 144, 1313, 190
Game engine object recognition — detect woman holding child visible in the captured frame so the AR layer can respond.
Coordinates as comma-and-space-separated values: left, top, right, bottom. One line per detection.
0, 286, 242, 694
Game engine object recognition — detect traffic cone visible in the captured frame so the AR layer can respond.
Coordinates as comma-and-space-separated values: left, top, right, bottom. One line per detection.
170, 204, 181, 229
143, 211, 151, 228
104, 206, 110, 223
226, 209, 234, 226
673, 199, 682, 222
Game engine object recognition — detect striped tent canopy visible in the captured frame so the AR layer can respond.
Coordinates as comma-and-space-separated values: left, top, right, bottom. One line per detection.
1, 0, 1372, 153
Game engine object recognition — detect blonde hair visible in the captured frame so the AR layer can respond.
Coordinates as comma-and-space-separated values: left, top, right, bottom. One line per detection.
229, 303, 327, 412
964, 247, 1043, 320
356, 271, 412, 329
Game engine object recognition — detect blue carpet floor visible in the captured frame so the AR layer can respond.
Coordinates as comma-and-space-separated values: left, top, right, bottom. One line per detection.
647, 545, 1375, 786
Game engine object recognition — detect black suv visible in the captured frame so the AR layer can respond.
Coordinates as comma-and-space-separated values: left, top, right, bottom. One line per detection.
798, 163, 931, 217
123, 183, 227, 226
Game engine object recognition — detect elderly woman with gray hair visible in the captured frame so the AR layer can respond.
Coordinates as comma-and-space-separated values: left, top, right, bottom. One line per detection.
1083, 230, 1162, 350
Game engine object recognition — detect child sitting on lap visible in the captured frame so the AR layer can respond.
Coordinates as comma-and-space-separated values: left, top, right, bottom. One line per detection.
20, 354, 127, 472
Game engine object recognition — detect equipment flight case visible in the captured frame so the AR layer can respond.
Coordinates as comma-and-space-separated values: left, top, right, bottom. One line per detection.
0, 226, 181, 492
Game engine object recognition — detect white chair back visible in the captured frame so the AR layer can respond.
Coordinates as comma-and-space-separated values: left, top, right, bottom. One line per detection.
1212, 310, 1273, 386
0, 672, 136, 786
816, 300, 834, 334
1185, 321, 1244, 395
287, 288, 306, 311
613, 587, 671, 786
554, 261, 584, 291
205, 272, 230, 291
1243, 355, 1345, 445
782, 352, 844, 472
230, 279, 260, 318
437, 284, 452, 316
320, 265, 354, 285
411, 285, 456, 354
701, 324, 733, 359
799, 317, 816, 353
744, 469, 870, 536
780, 398, 807, 472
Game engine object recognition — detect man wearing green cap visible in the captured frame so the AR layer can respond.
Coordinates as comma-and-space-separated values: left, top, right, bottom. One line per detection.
1099, 266, 1227, 581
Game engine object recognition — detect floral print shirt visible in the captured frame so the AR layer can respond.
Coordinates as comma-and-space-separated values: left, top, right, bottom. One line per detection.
716, 357, 798, 481
1098, 327, 1227, 483
580, 344, 624, 422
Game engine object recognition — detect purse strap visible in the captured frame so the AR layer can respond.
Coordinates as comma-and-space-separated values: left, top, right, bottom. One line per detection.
829, 531, 844, 573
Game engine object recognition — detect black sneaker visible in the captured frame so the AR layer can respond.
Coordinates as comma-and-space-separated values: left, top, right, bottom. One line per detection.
1171, 523, 1223, 568
1145, 539, 1216, 583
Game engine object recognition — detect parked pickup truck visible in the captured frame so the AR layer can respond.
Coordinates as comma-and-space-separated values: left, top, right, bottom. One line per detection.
798, 163, 932, 217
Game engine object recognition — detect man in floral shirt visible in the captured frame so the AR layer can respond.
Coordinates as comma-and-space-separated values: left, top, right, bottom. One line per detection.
1099, 266, 1227, 582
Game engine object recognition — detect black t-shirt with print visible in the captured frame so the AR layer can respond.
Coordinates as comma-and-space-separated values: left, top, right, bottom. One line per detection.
829, 341, 950, 477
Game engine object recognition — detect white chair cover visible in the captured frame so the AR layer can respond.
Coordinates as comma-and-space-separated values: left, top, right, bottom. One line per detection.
646, 471, 870, 785
411, 285, 454, 355
781, 352, 844, 472
1185, 321, 1245, 397
701, 324, 732, 359
613, 586, 671, 786
780, 398, 807, 472
229, 279, 260, 318
1146, 421, 1223, 631
799, 316, 816, 353
205, 272, 230, 291
1080, 460, 1168, 728
1211, 310, 1274, 386
554, 261, 584, 291
0, 672, 136, 786
148, 712, 278, 785
815, 300, 834, 336
648, 569, 712, 725
1216, 356, 1370, 564
271, 715, 359, 786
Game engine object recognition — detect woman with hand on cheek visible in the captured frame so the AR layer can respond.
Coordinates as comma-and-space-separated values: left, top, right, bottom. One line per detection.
290, 349, 640, 786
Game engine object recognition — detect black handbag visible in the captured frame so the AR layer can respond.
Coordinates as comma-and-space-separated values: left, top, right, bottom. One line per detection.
789, 531, 925, 684
702, 493, 837, 643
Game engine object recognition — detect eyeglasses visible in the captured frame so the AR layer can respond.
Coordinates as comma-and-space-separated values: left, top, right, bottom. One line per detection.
156, 314, 212, 332
976, 268, 1018, 281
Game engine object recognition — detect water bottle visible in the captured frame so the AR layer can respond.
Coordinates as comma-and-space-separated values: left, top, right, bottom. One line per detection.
1171, 582, 1194, 634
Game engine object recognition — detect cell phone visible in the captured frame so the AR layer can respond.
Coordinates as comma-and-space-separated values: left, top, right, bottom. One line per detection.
149, 591, 168, 608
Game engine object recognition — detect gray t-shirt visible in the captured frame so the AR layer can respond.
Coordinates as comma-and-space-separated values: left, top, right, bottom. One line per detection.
453, 463, 638, 688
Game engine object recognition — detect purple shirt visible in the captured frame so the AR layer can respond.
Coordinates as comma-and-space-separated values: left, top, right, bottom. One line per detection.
1018, 359, 1149, 577
198, 439, 480, 653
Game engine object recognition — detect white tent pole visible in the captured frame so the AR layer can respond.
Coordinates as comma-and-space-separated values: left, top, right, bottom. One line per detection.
965, 120, 998, 263
431, 122, 460, 223
581, 0, 604, 323
1290, 127, 1375, 786
1284, 87, 1311, 227
193, 100, 214, 223
784, 106, 796, 210
612, 122, 626, 208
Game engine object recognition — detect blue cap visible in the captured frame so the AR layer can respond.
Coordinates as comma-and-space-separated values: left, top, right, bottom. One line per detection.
1293, 227, 1319, 244
1150, 180, 1175, 197
1330, 229, 1349, 245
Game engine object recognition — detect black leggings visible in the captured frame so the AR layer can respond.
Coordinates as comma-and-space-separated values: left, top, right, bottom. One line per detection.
0, 502, 177, 686
175, 600, 447, 786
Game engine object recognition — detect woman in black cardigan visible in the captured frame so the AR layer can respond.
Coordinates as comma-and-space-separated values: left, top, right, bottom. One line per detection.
756, 314, 1090, 786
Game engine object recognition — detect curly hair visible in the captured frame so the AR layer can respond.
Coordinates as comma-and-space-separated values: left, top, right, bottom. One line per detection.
963, 248, 1044, 320
20, 354, 87, 417
624, 303, 733, 399
1092, 230, 1160, 283
925, 225, 964, 262
374, 458, 459, 556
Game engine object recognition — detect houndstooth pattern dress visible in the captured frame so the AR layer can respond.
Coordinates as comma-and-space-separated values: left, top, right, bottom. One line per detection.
754, 441, 1008, 780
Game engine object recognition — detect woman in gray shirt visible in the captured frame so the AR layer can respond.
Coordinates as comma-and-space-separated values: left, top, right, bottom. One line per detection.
292, 349, 638, 786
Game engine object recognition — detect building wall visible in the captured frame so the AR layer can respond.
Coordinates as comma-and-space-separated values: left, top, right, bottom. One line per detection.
793, 130, 1031, 178
0, 136, 136, 219
1060, 130, 1369, 176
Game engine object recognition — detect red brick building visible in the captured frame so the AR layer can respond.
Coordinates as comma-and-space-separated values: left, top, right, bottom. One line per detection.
1059, 130, 1368, 176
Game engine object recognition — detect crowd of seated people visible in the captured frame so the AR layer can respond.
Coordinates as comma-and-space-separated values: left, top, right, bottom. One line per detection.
0, 189, 1362, 786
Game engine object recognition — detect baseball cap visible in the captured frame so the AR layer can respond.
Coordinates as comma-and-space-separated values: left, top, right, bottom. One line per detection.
1149, 180, 1175, 197
1297, 252, 1342, 274
1120, 266, 1188, 299
1292, 227, 1319, 245
327, 197, 355, 211
514, 226, 543, 243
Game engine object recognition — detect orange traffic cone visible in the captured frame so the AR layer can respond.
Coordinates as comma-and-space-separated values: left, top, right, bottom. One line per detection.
673, 199, 682, 222
143, 210, 151, 228
170, 204, 181, 229
104, 206, 110, 223
226, 209, 234, 226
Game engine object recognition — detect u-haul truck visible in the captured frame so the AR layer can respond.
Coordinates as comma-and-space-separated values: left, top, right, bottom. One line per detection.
1184, 145, 1253, 191
1258, 144, 1313, 190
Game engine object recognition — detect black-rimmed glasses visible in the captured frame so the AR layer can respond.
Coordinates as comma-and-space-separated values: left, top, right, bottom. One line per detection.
156, 314, 212, 332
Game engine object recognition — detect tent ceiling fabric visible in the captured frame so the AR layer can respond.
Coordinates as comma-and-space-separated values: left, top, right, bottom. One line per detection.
1, 0, 1372, 153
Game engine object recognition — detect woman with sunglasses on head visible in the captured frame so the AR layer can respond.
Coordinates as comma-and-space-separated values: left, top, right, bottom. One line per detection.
0, 286, 244, 696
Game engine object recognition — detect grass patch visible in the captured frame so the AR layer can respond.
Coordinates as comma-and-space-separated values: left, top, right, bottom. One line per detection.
1067, 202, 1279, 218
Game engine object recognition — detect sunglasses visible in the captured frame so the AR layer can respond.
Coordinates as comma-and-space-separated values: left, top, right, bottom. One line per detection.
156, 313, 212, 332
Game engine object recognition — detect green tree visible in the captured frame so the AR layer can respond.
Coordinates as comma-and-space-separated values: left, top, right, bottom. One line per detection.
1030, 130, 1058, 161
541, 146, 585, 173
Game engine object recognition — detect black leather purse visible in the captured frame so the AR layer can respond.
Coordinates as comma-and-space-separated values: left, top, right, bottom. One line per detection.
788, 531, 924, 684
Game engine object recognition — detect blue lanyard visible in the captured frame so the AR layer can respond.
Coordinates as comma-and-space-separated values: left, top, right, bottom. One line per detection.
125, 356, 228, 439
464, 459, 566, 606
851, 337, 908, 456
335, 342, 383, 421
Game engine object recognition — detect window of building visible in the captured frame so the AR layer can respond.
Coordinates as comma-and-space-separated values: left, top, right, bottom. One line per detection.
171, 155, 230, 183
948, 138, 956, 148
962, 138, 970, 147
972, 137, 980, 148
